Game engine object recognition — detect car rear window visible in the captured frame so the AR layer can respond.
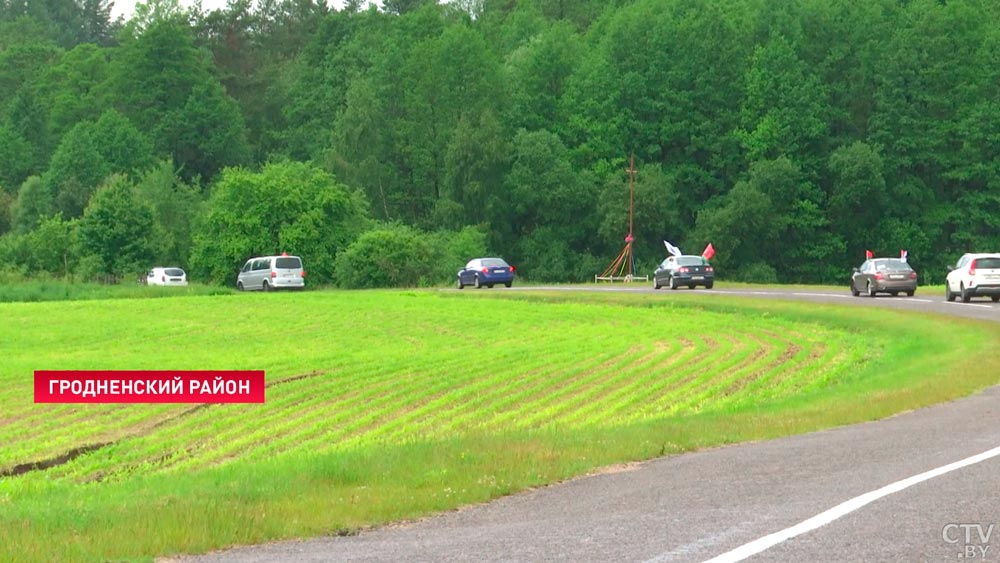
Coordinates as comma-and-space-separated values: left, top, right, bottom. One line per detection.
481, 258, 509, 268
164, 268, 185, 276
275, 257, 301, 269
875, 259, 911, 271
975, 257, 1000, 269
677, 256, 706, 266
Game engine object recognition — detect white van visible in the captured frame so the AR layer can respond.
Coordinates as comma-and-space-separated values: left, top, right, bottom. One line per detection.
236, 254, 305, 291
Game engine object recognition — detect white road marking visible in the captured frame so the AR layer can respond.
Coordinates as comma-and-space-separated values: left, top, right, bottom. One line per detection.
791, 292, 849, 298
948, 302, 994, 309
911, 298, 933, 303
694, 445, 1000, 563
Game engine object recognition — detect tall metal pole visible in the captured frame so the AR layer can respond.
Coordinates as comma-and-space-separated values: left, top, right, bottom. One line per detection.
627, 153, 636, 278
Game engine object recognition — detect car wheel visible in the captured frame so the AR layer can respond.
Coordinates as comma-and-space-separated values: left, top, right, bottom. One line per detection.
961, 283, 972, 303
488, 284, 494, 288
992, 295, 1000, 302
705, 282, 714, 290
237, 281, 244, 291
504, 281, 512, 288
263, 280, 271, 292
850, 282, 859, 297
474, 276, 482, 289
945, 283, 955, 302
653, 278, 661, 290
668, 275, 678, 290
867, 281, 876, 297
457, 277, 464, 290
689, 284, 696, 289
906, 290, 915, 297
890, 291, 899, 297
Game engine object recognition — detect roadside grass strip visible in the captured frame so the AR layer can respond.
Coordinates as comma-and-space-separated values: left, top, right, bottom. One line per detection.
2, 289, 999, 562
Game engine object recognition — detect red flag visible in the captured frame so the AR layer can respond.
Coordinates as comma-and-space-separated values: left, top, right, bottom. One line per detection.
702, 243, 716, 260
865, 249, 873, 259
900, 249, 908, 262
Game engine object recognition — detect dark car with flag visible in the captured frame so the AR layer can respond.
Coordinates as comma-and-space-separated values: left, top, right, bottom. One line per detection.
850, 257, 917, 297
653, 255, 714, 290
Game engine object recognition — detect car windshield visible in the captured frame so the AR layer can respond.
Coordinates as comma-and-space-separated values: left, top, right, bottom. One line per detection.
975, 257, 1000, 269
164, 268, 185, 276
874, 259, 911, 271
677, 256, 705, 266
482, 258, 509, 268
275, 257, 301, 269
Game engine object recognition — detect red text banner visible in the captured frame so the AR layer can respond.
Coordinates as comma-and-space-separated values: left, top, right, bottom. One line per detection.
34, 370, 266, 403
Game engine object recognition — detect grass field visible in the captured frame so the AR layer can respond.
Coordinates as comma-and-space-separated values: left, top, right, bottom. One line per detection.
2, 289, 999, 562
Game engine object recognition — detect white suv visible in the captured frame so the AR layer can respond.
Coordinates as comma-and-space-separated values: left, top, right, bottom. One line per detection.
945, 253, 1000, 302
146, 267, 188, 286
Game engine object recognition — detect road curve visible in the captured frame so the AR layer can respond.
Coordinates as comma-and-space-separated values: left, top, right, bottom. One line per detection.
164, 286, 1000, 563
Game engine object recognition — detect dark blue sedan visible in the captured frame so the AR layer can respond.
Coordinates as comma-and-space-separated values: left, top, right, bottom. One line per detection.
457, 257, 516, 289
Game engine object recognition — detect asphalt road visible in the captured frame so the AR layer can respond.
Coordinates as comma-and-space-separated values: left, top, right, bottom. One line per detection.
165, 286, 1000, 563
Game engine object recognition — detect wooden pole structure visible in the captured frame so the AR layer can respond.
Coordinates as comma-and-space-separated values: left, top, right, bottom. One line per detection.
595, 153, 647, 282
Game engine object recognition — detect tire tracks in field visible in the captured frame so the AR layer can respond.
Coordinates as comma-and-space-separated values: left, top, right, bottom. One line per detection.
1, 371, 329, 479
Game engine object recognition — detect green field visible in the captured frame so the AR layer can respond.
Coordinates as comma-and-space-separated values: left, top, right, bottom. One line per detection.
3, 289, 999, 562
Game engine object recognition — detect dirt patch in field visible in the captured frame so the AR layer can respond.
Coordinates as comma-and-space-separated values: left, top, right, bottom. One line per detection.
2, 370, 333, 479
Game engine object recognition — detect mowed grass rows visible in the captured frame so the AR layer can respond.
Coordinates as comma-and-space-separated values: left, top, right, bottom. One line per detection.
3, 291, 857, 481
4, 289, 1000, 563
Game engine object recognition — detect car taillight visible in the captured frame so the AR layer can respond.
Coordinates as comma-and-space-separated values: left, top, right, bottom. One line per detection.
510, 266, 516, 272
909, 271, 917, 279
301, 271, 306, 277
970, 259, 977, 276
706, 266, 714, 272
482, 267, 489, 273
271, 271, 277, 278
874, 272, 884, 280
679, 267, 689, 273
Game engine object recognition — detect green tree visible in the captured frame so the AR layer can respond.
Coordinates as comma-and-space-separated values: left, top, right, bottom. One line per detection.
36, 43, 112, 139
397, 21, 506, 220
43, 120, 109, 218
737, 33, 830, 173
77, 175, 156, 277
26, 213, 79, 276
0, 122, 33, 192
499, 129, 597, 280
112, 18, 249, 182
826, 142, 887, 262
13, 175, 52, 232
155, 81, 252, 182
134, 160, 202, 266
189, 161, 370, 285
92, 109, 156, 176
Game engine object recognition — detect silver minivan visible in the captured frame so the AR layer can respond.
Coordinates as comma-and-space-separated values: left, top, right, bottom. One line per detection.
237, 254, 305, 291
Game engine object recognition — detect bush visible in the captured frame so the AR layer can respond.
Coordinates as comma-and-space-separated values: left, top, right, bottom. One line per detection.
733, 262, 778, 284
335, 225, 433, 289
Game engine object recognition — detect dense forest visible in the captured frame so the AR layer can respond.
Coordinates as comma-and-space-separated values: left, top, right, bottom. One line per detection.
1, 0, 999, 286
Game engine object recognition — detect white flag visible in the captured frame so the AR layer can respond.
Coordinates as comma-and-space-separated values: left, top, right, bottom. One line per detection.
664, 240, 682, 257
900, 249, 908, 262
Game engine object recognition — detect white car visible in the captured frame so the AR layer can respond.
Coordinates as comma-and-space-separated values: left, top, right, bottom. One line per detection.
146, 267, 188, 286
945, 253, 1000, 302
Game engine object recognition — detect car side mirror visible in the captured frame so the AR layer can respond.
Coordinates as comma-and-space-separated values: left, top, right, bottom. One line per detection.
852, 267, 859, 273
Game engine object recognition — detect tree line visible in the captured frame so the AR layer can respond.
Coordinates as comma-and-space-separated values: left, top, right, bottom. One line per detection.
2, 0, 999, 286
